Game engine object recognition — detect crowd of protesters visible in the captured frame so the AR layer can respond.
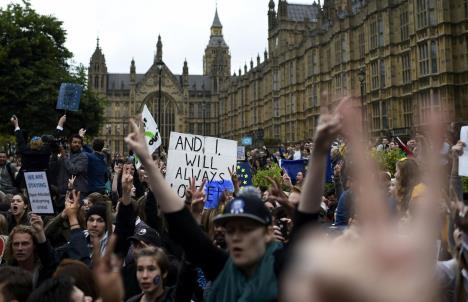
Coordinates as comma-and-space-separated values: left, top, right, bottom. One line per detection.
0, 98, 467, 301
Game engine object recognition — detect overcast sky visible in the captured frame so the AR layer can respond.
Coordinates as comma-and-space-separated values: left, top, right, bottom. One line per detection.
1, 0, 315, 75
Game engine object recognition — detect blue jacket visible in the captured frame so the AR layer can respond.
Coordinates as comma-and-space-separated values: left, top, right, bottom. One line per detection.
83, 145, 108, 193
334, 189, 354, 226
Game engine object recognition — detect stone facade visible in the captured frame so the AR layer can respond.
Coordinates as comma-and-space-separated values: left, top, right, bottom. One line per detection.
89, 0, 468, 153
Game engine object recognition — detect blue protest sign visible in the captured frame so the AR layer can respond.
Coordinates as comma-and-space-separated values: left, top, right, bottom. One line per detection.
56, 83, 82, 112
241, 136, 253, 146
281, 159, 307, 184
204, 180, 234, 209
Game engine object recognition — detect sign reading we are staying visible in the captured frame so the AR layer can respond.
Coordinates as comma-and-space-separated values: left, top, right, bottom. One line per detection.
24, 171, 54, 214
166, 132, 237, 198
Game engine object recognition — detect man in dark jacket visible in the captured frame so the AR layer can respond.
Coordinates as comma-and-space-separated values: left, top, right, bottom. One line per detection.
10, 114, 65, 190
49, 134, 88, 207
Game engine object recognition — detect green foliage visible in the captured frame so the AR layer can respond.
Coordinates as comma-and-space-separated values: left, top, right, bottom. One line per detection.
0, 1, 105, 139
252, 164, 282, 188
462, 177, 468, 192
371, 148, 407, 176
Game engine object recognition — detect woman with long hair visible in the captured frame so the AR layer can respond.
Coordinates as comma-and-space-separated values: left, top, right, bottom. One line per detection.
395, 157, 422, 215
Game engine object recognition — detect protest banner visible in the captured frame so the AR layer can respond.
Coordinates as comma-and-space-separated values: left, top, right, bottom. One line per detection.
236, 161, 252, 186
135, 104, 162, 169
56, 83, 82, 112
166, 132, 237, 199
281, 159, 307, 183
237, 146, 246, 160
459, 126, 468, 176
23, 171, 54, 214
204, 180, 234, 209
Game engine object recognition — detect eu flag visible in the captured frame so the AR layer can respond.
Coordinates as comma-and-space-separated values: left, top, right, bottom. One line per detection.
281, 159, 307, 184
236, 161, 252, 187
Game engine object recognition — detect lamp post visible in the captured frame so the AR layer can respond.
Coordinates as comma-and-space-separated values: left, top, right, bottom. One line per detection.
156, 60, 164, 155
358, 68, 366, 134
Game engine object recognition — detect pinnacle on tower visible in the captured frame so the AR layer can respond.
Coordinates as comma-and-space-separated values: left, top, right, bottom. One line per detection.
155, 35, 163, 62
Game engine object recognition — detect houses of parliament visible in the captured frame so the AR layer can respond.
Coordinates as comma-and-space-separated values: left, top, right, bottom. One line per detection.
88, 0, 468, 153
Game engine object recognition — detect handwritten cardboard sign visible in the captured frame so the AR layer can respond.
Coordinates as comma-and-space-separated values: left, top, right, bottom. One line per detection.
166, 132, 237, 198
24, 171, 54, 214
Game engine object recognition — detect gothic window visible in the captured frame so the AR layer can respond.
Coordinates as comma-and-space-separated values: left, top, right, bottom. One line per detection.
189, 103, 194, 116
291, 95, 296, 113
380, 60, 386, 88
274, 124, 280, 140
431, 40, 438, 73
94, 76, 99, 89
273, 71, 279, 91
273, 97, 280, 117
335, 74, 342, 95
371, 60, 379, 90
370, 18, 379, 49
206, 103, 211, 118
381, 101, 388, 129
418, 41, 437, 76
359, 30, 365, 59
402, 52, 412, 84
465, 0, 468, 19
372, 102, 380, 131
307, 51, 314, 77
334, 38, 341, 65
403, 98, 413, 127
416, 0, 436, 29
419, 90, 431, 122
378, 17, 384, 47
400, 8, 409, 41
313, 84, 319, 107
418, 42, 429, 75
198, 103, 203, 118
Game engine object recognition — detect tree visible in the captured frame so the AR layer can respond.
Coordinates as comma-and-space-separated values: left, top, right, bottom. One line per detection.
0, 1, 105, 139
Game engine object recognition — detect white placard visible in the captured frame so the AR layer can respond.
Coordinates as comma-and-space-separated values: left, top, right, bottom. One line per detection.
135, 105, 161, 169
24, 171, 54, 214
237, 146, 246, 161
166, 132, 237, 198
459, 126, 468, 176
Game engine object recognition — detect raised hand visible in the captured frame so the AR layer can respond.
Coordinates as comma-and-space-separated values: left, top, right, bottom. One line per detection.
228, 165, 240, 193
121, 165, 134, 194
30, 213, 46, 243
10, 115, 19, 128
79, 128, 87, 138
283, 98, 442, 302
266, 176, 293, 210
58, 114, 66, 128
93, 235, 124, 302
451, 140, 466, 157
282, 169, 293, 188
121, 164, 134, 205
124, 118, 151, 164
186, 178, 206, 213
68, 175, 76, 190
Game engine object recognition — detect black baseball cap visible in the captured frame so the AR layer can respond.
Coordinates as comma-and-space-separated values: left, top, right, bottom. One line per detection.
213, 194, 272, 226
128, 226, 162, 247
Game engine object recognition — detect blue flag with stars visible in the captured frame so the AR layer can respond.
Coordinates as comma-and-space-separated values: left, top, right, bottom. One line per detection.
236, 161, 252, 187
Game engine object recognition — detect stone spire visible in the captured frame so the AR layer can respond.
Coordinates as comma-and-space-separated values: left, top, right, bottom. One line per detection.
155, 35, 163, 63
